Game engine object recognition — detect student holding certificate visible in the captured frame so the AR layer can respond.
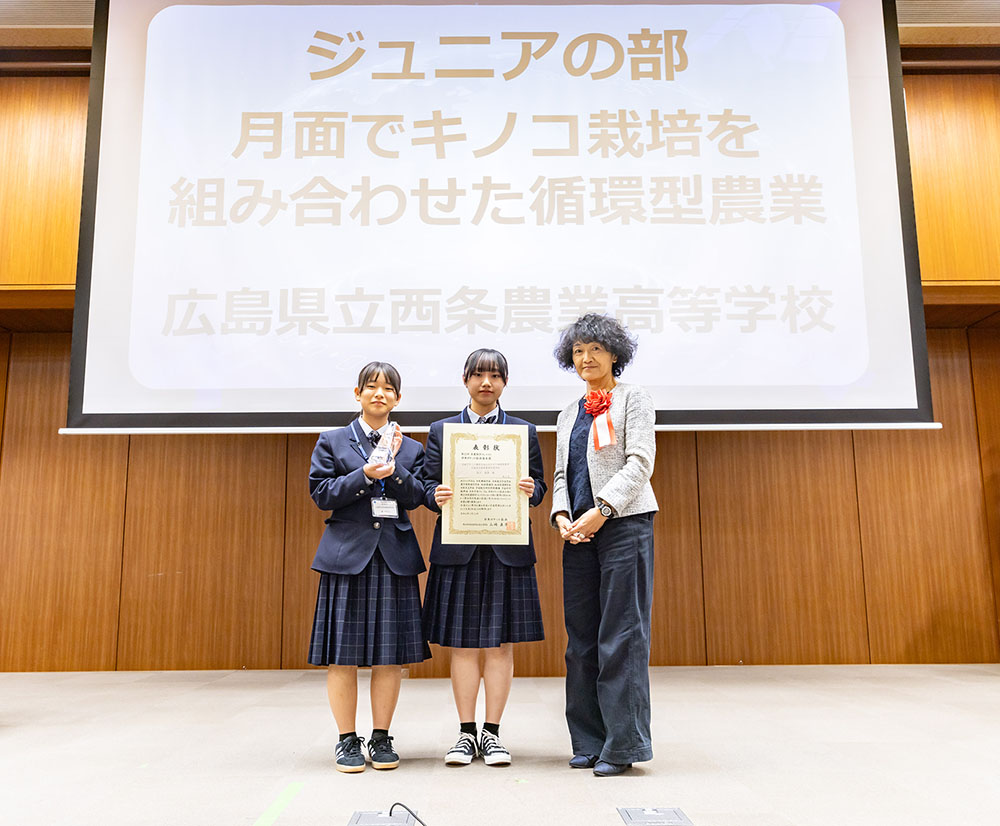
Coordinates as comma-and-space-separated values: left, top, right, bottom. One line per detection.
307, 362, 430, 774
421, 349, 547, 767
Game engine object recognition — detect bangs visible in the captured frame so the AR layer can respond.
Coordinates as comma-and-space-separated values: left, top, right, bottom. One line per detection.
463, 349, 509, 382
356, 361, 402, 394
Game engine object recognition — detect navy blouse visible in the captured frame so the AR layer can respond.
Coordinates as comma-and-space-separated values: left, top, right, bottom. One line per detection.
567, 398, 595, 520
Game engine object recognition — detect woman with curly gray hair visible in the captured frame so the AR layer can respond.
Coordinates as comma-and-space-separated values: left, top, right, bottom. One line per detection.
551, 313, 658, 777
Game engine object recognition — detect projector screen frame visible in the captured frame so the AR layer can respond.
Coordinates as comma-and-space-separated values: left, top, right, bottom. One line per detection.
67, 0, 933, 431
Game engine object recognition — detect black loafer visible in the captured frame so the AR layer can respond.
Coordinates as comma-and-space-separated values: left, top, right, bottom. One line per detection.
569, 753, 598, 769
593, 760, 632, 776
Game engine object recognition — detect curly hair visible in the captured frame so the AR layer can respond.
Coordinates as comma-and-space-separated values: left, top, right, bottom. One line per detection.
553, 314, 638, 378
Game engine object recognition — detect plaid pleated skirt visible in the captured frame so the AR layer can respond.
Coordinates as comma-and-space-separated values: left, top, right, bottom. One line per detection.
423, 545, 545, 648
308, 550, 431, 667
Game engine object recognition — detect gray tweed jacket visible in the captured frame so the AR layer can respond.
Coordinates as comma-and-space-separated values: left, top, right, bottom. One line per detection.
550, 381, 659, 524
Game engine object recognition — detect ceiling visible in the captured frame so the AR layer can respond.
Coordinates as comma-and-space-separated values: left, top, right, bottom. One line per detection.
1, 1, 1000, 54
0, 2, 95, 26
897, 1, 1000, 24
1, 1, 1000, 27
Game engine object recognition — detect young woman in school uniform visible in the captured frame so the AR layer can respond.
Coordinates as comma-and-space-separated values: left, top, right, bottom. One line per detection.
421, 348, 547, 766
307, 361, 430, 773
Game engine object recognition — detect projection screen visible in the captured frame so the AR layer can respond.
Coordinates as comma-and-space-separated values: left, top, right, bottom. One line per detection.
67, 0, 932, 430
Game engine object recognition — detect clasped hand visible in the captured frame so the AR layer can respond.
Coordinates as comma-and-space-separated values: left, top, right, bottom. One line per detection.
555, 507, 608, 544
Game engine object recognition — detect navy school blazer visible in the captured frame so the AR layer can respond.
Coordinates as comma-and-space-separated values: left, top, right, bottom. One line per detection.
421, 408, 547, 567
309, 420, 426, 576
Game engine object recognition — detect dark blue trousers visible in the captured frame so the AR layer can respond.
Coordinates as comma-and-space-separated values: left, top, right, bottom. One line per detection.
562, 513, 655, 764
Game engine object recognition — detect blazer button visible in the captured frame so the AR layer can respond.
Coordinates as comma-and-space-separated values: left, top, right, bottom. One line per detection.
373, 521, 381, 529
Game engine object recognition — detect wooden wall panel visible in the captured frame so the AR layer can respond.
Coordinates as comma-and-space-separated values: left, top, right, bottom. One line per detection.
0, 332, 9, 453
511, 432, 567, 677
904, 75, 1000, 282
0, 78, 88, 286
856, 329, 999, 662
282, 433, 324, 669
964, 329, 1000, 648
0, 332, 998, 671
117, 434, 286, 670
699, 431, 869, 665
649, 432, 706, 666
0, 334, 128, 671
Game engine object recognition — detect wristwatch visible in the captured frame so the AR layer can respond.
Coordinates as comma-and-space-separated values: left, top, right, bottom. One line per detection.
597, 500, 615, 519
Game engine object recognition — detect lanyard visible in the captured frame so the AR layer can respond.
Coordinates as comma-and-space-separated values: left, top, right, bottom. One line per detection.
351, 420, 386, 495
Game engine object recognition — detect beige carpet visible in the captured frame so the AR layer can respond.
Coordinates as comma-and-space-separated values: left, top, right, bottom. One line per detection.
2, 665, 998, 826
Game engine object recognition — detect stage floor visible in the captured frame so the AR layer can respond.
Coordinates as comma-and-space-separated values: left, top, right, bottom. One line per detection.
2, 665, 998, 826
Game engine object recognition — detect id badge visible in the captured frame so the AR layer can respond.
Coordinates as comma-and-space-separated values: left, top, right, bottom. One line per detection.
371, 497, 399, 518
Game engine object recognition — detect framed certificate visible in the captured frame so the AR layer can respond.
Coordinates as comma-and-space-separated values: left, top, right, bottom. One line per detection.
441, 423, 529, 545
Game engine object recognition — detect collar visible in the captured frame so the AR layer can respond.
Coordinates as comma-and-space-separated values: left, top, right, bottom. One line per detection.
466, 405, 499, 423
357, 418, 389, 439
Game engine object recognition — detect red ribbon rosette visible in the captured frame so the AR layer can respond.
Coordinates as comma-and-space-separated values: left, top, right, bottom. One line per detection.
583, 389, 613, 416
584, 389, 616, 449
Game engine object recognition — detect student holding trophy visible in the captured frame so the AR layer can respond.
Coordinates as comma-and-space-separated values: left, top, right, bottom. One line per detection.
421, 349, 547, 767
307, 362, 430, 773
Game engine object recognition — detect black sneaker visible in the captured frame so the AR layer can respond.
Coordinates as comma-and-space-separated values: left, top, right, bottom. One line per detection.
479, 730, 511, 766
335, 734, 366, 773
368, 734, 399, 770
444, 732, 478, 765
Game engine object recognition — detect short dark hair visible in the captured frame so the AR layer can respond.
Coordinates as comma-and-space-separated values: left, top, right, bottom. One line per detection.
356, 361, 402, 395
553, 314, 638, 378
462, 348, 509, 383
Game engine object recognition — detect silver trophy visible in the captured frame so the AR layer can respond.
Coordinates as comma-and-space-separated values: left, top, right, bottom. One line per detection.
369, 421, 400, 465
